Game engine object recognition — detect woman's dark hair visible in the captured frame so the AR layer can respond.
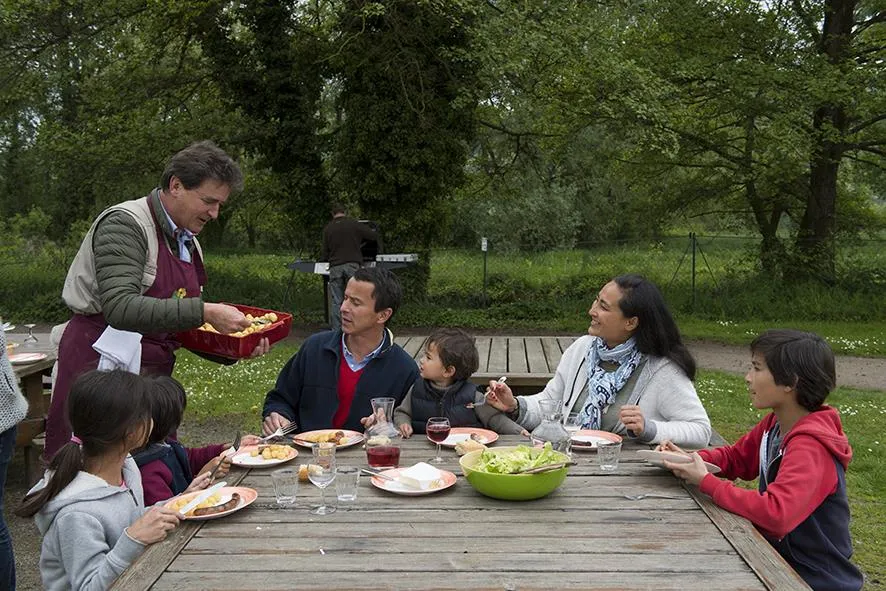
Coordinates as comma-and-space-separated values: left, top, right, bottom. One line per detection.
750, 329, 835, 411
613, 274, 696, 380
427, 328, 480, 381
16, 370, 152, 518
144, 376, 187, 446
160, 140, 243, 193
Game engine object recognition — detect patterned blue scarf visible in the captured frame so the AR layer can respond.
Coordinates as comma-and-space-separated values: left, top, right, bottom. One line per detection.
578, 337, 645, 430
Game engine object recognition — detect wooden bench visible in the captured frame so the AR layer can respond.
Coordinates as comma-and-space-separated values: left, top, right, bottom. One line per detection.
393, 335, 577, 389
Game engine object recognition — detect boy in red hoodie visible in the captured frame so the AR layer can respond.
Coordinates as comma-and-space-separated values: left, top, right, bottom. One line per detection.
660, 329, 863, 591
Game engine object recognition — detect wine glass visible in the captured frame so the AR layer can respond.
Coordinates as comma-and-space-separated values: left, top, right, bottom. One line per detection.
426, 417, 451, 464
309, 443, 337, 515
23, 323, 38, 347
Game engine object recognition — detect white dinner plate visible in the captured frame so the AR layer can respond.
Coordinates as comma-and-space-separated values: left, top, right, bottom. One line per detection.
636, 450, 721, 474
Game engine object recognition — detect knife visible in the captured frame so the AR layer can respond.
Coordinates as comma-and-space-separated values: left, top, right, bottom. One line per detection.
178, 481, 227, 516
208, 431, 241, 484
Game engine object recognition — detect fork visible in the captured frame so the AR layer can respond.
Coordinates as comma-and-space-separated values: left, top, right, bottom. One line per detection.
259, 422, 299, 442
466, 376, 507, 408
622, 493, 684, 500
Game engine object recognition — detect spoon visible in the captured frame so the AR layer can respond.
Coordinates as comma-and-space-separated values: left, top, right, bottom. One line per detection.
622, 493, 683, 500
466, 376, 507, 408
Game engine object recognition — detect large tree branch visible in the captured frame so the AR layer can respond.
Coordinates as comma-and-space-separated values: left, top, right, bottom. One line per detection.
845, 153, 886, 171
477, 119, 559, 138
849, 113, 886, 134
854, 10, 886, 36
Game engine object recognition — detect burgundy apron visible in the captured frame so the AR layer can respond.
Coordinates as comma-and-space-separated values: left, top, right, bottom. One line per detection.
45, 199, 207, 460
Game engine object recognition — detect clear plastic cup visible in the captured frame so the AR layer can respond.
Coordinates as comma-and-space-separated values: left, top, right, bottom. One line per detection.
597, 441, 622, 472
271, 467, 299, 506
335, 465, 360, 502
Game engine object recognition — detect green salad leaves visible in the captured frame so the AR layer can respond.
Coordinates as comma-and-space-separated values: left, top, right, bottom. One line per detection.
475, 443, 562, 474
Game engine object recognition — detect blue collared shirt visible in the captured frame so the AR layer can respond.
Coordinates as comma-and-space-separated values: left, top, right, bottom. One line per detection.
342, 333, 385, 371
157, 193, 194, 263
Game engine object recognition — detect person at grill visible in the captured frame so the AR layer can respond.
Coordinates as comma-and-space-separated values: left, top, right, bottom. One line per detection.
46, 141, 269, 459
321, 203, 378, 331
262, 267, 418, 435
484, 274, 712, 448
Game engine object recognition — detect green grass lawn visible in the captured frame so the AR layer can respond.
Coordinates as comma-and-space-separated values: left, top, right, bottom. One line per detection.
174, 349, 884, 589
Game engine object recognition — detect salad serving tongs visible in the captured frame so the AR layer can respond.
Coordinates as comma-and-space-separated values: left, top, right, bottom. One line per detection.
514, 461, 575, 474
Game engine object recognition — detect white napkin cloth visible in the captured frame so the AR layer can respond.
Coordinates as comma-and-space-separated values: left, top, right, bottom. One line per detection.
92, 326, 142, 373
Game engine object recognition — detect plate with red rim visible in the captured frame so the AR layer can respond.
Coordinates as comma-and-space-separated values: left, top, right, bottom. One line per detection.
8, 352, 47, 365
165, 486, 258, 520
636, 450, 721, 474
292, 429, 365, 449
570, 430, 623, 450
437, 427, 499, 448
369, 467, 458, 496
230, 445, 298, 467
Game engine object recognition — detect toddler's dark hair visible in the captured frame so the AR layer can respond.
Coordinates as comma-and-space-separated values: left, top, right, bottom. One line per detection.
427, 328, 479, 381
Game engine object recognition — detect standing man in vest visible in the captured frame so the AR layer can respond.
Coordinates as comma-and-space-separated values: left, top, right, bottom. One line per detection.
262, 267, 417, 434
321, 203, 378, 331
46, 140, 269, 459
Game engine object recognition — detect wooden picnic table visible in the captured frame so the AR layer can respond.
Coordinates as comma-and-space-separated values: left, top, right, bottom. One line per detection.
7, 331, 55, 485
113, 435, 809, 590
394, 335, 577, 389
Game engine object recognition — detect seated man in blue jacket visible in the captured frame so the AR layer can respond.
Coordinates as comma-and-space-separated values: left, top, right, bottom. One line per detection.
262, 266, 418, 434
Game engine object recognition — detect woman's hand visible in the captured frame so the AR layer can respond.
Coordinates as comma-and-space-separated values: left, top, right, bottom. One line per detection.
248, 337, 271, 358
663, 452, 708, 486
619, 405, 645, 436
398, 423, 413, 438
127, 506, 181, 544
184, 471, 211, 494
238, 434, 262, 447
485, 380, 518, 413
203, 303, 250, 335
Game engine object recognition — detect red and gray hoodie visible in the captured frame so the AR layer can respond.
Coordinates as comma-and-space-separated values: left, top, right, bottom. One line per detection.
698, 406, 863, 591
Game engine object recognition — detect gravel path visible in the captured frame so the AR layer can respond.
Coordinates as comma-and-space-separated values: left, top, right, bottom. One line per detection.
4, 336, 884, 589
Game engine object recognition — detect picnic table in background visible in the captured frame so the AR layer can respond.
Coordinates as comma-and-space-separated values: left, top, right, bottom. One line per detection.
395, 335, 578, 388
112, 435, 809, 591
7, 332, 55, 485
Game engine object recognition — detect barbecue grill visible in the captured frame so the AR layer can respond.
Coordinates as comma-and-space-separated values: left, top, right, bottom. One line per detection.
284, 220, 418, 324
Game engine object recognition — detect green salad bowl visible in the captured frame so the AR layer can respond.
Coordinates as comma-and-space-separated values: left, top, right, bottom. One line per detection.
459, 446, 570, 501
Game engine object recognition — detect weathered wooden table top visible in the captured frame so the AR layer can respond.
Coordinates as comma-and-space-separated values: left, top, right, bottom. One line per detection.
114, 435, 809, 591
394, 335, 578, 388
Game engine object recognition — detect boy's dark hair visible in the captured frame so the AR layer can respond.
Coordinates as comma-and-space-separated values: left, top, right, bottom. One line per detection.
146, 376, 188, 445
160, 140, 243, 193
614, 274, 696, 380
427, 328, 480, 381
750, 329, 835, 411
16, 370, 152, 518
352, 266, 403, 322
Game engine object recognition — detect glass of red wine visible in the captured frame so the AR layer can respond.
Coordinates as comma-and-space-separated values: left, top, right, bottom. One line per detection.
426, 417, 451, 464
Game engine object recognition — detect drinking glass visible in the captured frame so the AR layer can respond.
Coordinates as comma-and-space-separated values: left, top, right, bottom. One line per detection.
564, 412, 581, 435
335, 465, 360, 502
309, 443, 337, 515
597, 441, 622, 472
271, 467, 299, 506
23, 323, 38, 347
426, 417, 451, 464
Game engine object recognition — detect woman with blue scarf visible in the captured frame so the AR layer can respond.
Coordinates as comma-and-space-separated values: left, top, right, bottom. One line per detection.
486, 274, 712, 448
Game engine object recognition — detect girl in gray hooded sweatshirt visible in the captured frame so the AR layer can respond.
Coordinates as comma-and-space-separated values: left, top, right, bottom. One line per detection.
17, 370, 182, 591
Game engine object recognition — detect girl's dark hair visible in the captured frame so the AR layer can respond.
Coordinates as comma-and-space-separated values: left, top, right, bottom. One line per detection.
613, 274, 696, 381
427, 328, 480, 381
144, 376, 187, 446
750, 329, 835, 411
16, 370, 152, 518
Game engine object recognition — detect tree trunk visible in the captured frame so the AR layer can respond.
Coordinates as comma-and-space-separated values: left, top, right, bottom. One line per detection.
794, 0, 856, 282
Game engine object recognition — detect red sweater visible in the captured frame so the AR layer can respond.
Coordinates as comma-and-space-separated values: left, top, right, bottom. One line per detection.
139, 443, 226, 505
698, 406, 852, 539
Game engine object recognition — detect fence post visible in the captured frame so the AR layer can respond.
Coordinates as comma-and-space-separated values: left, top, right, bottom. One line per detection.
691, 232, 697, 311
481, 237, 488, 307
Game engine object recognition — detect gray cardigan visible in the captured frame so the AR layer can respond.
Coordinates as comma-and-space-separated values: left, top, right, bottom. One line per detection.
516, 335, 712, 448
1, 329, 28, 433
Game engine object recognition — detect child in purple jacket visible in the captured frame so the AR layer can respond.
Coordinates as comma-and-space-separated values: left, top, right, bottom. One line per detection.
133, 376, 258, 505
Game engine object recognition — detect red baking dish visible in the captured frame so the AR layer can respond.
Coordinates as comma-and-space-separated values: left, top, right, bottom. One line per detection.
176, 303, 292, 359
